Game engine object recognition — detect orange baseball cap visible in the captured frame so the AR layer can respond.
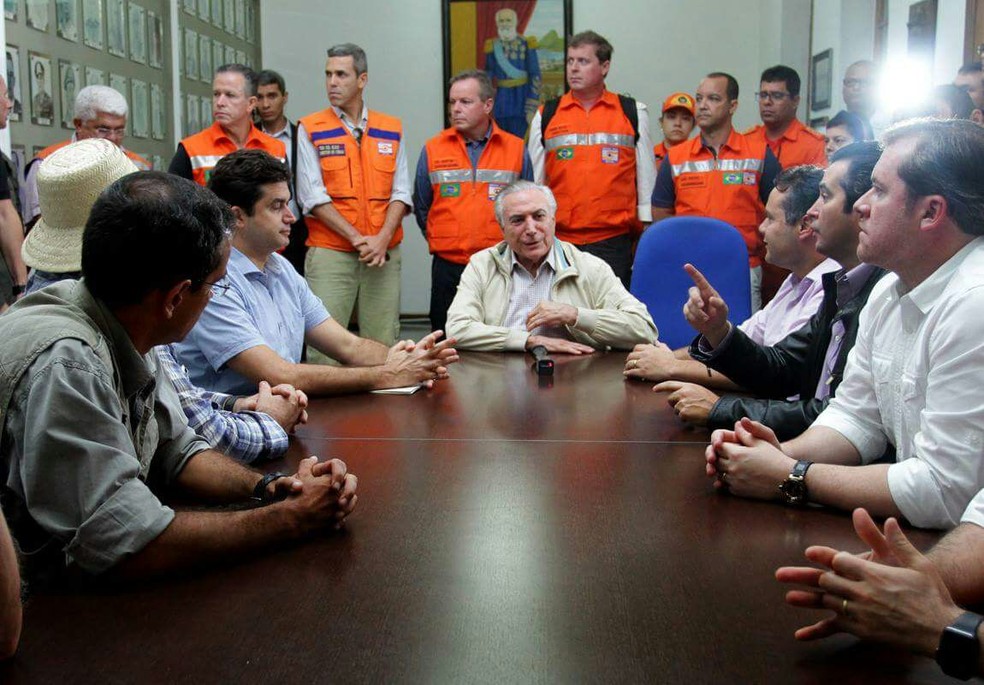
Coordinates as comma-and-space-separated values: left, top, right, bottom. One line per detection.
662, 92, 695, 115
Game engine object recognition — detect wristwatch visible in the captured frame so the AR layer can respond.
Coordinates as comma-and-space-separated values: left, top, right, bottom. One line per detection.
778, 460, 812, 506
252, 472, 288, 502
936, 611, 984, 680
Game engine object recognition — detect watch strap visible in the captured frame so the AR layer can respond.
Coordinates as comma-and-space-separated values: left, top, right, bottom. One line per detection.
252, 471, 288, 501
937, 611, 984, 680
791, 460, 812, 479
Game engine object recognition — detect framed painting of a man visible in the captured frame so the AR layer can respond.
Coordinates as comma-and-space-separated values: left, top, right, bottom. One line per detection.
442, 0, 572, 140
28, 51, 54, 126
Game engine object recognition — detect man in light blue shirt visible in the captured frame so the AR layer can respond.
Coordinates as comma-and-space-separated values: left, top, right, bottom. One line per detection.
175, 149, 458, 397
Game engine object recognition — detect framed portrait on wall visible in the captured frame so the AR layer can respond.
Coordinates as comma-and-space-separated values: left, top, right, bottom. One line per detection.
210, 0, 222, 26
224, 44, 235, 66
150, 82, 164, 139
148, 10, 163, 68
56, 0, 79, 42
182, 0, 194, 14
245, 1, 253, 42
235, 49, 245, 67
26, 0, 50, 32
85, 65, 105, 86
199, 35, 212, 83
184, 29, 199, 80
212, 40, 224, 71
441, 0, 572, 140
810, 48, 833, 111
130, 78, 148, 138
83, 0, 103, 50
234, 0, 244, 38
197, 0, 208, 21
199, 95, 210, 130
223, 0, 234, 34
28, 51, 54, 125
186, 94, 200, 135
10, 146, 25, 189
5, 46, 24, 123
128, 3, 146, 64
59, 59, 81, 128
106, 0, 126, 57
5, 0, 17, 22
108, 72, 127, 131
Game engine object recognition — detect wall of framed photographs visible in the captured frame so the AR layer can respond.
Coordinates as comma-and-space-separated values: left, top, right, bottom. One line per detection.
177, 0, 259, 141
2, 0, 259, 186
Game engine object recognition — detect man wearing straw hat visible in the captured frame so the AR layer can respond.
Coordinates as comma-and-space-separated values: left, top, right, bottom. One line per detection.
21, 138, 308, 464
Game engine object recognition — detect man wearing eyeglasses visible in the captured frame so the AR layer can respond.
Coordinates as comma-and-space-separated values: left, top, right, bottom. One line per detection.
744, 65, 826, 168
22, 85, 150, 229
842, 61, 877, 139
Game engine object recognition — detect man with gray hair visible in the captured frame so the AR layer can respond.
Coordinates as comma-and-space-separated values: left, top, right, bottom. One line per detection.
168, 63, 285, 186
296, 43, 411, 353
446, 180, 657, 352
22, 84, 150, 227
706, 119, 984, 530
413, 69, 533, 332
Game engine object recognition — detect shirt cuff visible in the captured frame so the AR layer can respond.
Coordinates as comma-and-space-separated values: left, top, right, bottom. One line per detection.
637, 204, 652, 223
810, 409, 888, 464
695, 323, 734, 357
504, 328, 530, 352
573, 307, 597, 334
65, 478, 176, 574
886, 459, 956, 529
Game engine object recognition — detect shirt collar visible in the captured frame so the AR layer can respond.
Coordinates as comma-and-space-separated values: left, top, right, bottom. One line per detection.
902, 237, 984, 316
463, 124, 493, 147
835, 262, 879, 308
262, 119, 293, 139
229, 246, 281, 277
698, 127, 743, 155
510, 242, 559, 277
802, 257, 841, 286
331, 104, 369, 131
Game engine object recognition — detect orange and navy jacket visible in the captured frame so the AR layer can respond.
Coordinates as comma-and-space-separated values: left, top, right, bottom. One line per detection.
664, 128, 771, 267
180, 122, 286, 186
541, 90, 638, 244
744, 118, 826, 168
33, 138, 152, 171
423, 122, 525, 265
299, 108, 404, 252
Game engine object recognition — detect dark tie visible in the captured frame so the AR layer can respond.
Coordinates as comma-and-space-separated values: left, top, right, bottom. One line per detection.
352, 127, 363, 146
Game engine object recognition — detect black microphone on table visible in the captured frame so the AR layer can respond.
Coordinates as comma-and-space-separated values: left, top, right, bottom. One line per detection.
529, 345, 554, 376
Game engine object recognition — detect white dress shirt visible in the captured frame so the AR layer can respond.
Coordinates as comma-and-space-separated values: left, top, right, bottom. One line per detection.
813, 238, 984, 529
295, 103, 412, 216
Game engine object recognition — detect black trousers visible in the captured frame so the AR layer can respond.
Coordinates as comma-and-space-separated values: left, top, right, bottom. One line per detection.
430, 255, 467, 333
577, 233, 633, 288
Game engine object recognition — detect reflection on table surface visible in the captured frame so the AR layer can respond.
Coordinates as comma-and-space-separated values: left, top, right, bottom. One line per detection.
0, 351, 950, 683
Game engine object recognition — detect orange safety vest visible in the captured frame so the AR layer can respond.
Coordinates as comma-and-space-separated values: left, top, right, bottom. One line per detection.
299, 108, 404, 252
667, 128, 770, 267
180, 122, 286, 187
744, 119, 827, 168
424, 123, 525, 265
541, 90, 637, 244
653, 141, 668, 167
33, 139, 152, 171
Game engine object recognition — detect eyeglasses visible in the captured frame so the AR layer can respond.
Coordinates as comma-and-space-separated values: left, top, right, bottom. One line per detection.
203, 279, 230, 297
90, 125, 126, 138
842, 78, 873, 89
755, 91, 791, 102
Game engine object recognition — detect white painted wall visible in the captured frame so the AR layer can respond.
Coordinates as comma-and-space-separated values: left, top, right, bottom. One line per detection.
262, 0, 813, 315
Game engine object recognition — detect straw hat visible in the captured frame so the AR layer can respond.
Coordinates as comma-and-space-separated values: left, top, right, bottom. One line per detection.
22, 138, 139, 273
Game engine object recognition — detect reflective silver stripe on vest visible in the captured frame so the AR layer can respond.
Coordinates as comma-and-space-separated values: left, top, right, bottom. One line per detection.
189, 154, 224, 170
429, 168, 521, 184
475, 169, 520, 183
543, 133, 635, 151
429, 169, 473, 184
671, 158, 763, 175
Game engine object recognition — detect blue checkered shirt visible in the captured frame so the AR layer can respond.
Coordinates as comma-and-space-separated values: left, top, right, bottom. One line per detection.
156, 345, 289, 463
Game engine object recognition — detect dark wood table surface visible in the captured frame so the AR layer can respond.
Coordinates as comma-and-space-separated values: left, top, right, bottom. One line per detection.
1, 352, 957, 684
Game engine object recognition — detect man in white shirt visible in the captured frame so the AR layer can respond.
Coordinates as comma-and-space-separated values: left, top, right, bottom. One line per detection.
703, 118, 984, 529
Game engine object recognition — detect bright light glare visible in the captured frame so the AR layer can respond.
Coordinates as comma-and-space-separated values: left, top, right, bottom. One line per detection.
878, 57, 933, 115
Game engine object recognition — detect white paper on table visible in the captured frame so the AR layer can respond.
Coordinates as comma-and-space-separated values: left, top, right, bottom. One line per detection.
370, 384, 423, 395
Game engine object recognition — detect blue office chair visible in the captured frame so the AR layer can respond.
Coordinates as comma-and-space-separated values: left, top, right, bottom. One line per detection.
631, 216, 751, 349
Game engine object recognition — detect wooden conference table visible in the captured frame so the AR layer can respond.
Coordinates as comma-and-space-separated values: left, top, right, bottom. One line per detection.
3, 353, 954, 684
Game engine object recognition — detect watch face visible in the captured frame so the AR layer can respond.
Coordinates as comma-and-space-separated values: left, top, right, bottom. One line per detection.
779, 478, 807, 505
